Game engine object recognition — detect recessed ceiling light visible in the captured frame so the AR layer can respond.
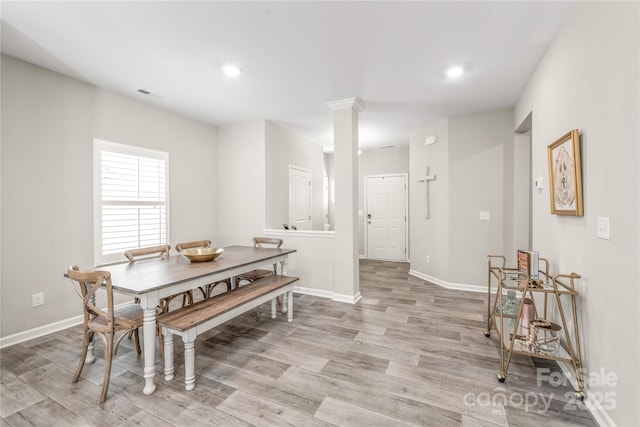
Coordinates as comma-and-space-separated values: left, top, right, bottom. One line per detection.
446, 66, 464, 78
222, 63, 242, 78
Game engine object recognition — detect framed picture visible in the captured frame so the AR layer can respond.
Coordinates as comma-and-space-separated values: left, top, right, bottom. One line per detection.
547, 129, 583, 216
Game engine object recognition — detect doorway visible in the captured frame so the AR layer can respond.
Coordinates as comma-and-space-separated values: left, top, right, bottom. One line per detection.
365, 174, 408, 261
289, 165, 312, 230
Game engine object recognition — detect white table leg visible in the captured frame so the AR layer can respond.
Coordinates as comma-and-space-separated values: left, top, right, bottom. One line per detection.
280, 259, 289, 313
287, 290, 294, 323
163, 329, 174, 381
271, 298, 277, 319
140, 294, 158, 395
182, 330, 197, 391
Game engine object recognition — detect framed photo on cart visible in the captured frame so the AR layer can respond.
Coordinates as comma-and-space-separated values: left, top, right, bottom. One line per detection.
547, 129, 583, 216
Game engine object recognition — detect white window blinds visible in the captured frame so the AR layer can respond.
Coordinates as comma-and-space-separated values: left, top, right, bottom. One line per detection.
94, 139, 169, 266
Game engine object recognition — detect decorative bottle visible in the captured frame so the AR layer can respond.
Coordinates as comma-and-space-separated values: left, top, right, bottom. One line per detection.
498, 290, 519, 327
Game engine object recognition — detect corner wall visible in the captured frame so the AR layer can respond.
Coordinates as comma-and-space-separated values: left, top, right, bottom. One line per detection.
515, 2, 639, 425
217, 121, 266, 246
409, 109, 514, 289
448, 109, 514, 285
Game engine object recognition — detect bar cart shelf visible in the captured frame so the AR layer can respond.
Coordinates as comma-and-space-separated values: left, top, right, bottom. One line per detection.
485, 255, 584, 399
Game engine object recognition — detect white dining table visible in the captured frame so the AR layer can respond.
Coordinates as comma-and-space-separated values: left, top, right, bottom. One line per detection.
100, 245, 296, 395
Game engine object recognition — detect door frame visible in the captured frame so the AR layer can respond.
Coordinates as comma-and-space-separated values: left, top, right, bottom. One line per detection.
363, 173, 409, 261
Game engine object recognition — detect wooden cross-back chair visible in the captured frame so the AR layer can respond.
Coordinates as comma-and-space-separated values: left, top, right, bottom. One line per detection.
124, 245, 193, 358
67, 265, 143, 403
175, 240, 231, 298
124, 245, 193, 312
235, 237, 285, 316
236, 237, 283, 285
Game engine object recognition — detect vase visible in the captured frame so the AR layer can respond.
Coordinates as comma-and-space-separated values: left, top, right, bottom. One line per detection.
518, 298, 535, 336
496, 290, 519, 327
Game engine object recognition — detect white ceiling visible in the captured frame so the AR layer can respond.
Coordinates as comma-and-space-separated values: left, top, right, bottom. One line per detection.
0, 1, 574, 150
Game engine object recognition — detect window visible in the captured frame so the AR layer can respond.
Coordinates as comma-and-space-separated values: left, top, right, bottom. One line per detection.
94, 139, 169, 266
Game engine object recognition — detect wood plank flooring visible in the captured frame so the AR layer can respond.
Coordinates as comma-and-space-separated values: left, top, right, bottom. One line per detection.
1, 260, 598, 426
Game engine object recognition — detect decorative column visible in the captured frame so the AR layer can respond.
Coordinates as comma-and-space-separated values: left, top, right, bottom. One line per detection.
327, 97, 364, 303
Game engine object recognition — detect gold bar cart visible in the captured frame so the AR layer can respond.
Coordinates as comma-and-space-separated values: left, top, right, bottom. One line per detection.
485, 255, 585, 399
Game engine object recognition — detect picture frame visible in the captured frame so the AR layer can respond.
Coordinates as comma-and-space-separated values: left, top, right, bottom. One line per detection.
547, 129, 583, 216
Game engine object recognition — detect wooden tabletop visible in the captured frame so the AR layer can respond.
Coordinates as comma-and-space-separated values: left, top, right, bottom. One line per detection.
104, 245, 296, 295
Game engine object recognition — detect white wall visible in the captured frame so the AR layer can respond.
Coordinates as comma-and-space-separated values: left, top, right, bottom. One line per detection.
265, 121, 325, 230
264, 229, 335, 298
217, 121, 266, 247
409, 109, 514, 288
515, 2, 639, 425
358, 146, 409, 256
1, 55, 219, 338
409, 119, 450, 280
448, 109, 514, 285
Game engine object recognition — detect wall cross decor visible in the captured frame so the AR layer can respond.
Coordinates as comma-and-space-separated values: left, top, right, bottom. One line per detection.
418, 166, 437, 218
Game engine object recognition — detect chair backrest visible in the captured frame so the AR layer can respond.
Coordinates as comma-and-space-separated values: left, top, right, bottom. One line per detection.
175, 240, 211, 253
253, 237, 283, 249
67, 265, 114, 329
124, 245, 171, 263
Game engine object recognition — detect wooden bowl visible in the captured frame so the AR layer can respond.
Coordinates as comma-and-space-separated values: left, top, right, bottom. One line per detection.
181, 247, 224, 263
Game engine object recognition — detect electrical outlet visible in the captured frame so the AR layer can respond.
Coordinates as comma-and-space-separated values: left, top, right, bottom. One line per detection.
479, 211, 490, 221
425, 255, 430, 263
32, 292, 44, 307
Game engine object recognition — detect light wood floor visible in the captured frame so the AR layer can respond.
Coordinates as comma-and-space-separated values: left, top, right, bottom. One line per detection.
1, 260, 597, 426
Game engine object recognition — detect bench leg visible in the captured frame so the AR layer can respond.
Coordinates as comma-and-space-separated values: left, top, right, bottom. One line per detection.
163, 329, 174, 381
182, 330, 197, 391
271, 298, 277, 319
287, 290, 293, 323
280, 260, 289, 314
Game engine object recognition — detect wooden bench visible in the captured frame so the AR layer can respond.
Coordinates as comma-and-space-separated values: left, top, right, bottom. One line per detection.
157, 274, 299, 390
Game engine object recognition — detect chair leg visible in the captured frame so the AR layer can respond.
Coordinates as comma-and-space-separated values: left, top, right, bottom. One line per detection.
158, 326, 165, 360
100, 333, 114, 403
73, 329, 91, 383
133, 328, 142, 355
180, 291, 194, 307
198, 286, 208, 300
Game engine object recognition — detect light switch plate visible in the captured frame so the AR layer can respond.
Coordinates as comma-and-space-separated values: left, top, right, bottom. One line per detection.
597, 217, 610, 240
479, 211, 490, 221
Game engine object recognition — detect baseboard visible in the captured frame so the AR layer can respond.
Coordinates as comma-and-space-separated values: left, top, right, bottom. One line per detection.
0, 302, 129, 349
557, 361, 617, 427
408, 269, 486, 293
0, 313, 84, 349
333, 291, 362, 304
294, 286, 362, 304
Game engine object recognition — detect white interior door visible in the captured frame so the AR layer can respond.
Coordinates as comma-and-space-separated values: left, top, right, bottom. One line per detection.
366, 175, 407, 261
289, 165, 312, 230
